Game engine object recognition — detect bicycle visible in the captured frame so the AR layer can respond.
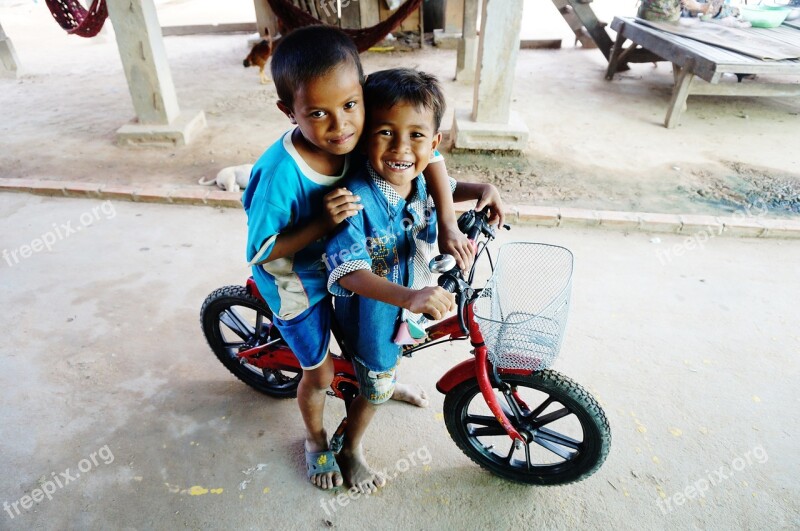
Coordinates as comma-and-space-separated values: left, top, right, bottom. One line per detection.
199, 209, 610, 485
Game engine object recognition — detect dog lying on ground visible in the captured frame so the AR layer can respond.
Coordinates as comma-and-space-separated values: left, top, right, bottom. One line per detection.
243, 32, 275, 84
198, 164, 254, 193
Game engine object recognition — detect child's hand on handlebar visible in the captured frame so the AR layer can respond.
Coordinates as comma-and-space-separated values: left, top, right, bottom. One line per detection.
406, 286, 456, 321
438, 223, 475, 272
475, 184, 505, 228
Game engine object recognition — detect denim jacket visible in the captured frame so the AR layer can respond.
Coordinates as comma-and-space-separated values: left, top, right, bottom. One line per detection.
325, 163, 455, 371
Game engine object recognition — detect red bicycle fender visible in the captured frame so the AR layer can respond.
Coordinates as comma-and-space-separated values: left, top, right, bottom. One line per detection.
436, 359, 477, 394
436, 359, 533, 394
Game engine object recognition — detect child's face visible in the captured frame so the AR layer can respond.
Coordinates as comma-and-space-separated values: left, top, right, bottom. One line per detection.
366, 102, 441, 192
278, 62, 364, 157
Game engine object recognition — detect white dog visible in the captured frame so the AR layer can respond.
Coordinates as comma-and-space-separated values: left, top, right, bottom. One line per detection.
198, 164, 254, 193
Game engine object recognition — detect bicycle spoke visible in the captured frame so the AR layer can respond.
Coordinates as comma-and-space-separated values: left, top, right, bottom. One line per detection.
465, 414, 507, 437
505, 443, 516, 464
528, 396, 554, 420
469, 425, 508, 437
219, 308, 255, 341
533, 407, 570, 428
536, 427, 581, 450
533, 432, 577, 460
465, 414, 501, 427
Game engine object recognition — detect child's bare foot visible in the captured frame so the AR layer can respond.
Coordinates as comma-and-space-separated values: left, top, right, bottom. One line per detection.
305, 438, 343, 490
390, 382, 429, 408
339, 446, 386, 494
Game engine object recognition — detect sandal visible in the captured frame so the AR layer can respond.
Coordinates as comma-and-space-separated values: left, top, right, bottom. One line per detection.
305, 448, 342, 490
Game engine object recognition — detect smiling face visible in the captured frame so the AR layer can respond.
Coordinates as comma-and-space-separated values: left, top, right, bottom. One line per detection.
277, 62, 364, 173
366, 101, 442, 198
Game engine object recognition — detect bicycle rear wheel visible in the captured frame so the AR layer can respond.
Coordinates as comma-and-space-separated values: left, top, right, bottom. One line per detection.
200, 285, 301, 398
443, 369, 610, 485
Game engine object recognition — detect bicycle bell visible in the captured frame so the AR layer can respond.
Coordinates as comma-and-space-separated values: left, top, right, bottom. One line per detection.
429, 254, 457, 274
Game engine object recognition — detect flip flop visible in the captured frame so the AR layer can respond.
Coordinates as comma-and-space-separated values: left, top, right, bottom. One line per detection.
305, 449, 342, 489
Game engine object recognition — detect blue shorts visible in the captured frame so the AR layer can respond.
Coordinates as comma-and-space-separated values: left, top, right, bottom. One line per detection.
352, 356, 399, 405
272, 298, 332, 370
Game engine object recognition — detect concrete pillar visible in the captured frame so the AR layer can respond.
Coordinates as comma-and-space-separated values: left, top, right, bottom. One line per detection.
454, 0, 478, 82
452, 0, 529, 151
106, 0, 205, 146
434, 0, 463, 49
253, 0, 280, 40
0, 20, 21, 79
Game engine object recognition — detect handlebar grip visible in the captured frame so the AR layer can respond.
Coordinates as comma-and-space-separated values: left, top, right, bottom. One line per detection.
422, 275, 459, 321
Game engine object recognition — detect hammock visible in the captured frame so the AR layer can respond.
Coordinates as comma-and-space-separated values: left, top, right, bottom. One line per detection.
266, 0, 423, 52
45, 0, 108, 38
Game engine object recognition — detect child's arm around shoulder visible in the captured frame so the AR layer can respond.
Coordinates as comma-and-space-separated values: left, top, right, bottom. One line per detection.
453, 181, 505, 227
424, 158, 473, 271
424, 157, 505, 270
251, 181, 363, 265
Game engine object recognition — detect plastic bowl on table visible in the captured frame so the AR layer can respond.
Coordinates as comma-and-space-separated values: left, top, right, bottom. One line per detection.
740, 5, 790, 27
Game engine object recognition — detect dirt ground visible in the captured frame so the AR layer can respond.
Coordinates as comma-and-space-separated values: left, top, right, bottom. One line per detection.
1, 194, 798, 530
1, 0, 799, 217
2, 2, 800, 530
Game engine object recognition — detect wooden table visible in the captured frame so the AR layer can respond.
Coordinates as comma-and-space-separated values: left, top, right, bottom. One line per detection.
606, 16, 800, 128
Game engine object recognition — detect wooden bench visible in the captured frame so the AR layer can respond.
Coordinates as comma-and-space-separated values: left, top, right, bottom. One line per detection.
606, 16, 800, 128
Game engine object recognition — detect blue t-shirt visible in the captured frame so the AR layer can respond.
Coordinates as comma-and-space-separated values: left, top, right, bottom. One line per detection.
325, 163, 455, 372
243, 129, 349, 320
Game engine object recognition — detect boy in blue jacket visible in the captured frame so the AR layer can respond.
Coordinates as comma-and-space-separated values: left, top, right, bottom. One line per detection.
326, 68, 503, 493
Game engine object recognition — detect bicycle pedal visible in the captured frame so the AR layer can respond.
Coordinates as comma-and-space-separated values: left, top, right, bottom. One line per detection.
329, 417, 348, 453
329, 433, 344, 454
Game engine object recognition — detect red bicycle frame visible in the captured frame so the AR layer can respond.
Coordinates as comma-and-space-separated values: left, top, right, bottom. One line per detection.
237, 277, 527, 445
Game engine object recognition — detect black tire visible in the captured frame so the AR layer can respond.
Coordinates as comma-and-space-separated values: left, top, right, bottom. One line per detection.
200, 285, 301, 398
443, 369, 610, 485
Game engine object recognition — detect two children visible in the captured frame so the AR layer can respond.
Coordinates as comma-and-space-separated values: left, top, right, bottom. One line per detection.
243, 25, 502, 493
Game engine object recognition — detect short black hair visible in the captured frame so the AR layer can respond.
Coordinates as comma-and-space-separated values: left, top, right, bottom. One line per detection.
363, 68, 446, 131
270, 25, 364, 110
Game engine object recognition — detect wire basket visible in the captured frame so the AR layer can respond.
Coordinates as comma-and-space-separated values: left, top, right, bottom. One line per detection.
473, 243, 574, 371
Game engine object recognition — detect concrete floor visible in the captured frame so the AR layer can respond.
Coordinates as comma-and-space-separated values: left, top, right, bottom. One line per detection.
0, 194, 798, 530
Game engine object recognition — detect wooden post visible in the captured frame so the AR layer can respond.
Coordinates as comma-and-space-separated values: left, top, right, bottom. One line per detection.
0, 20, 21, 78
452, 0, 529, 150
455, 0, 478, 81
106, 0, 205, 145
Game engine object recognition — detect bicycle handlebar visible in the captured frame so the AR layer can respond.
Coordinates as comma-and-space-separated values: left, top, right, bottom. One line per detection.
422, 209, 509, 322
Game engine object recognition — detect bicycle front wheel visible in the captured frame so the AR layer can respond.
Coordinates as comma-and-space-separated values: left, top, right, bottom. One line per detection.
443, 369, 610, 485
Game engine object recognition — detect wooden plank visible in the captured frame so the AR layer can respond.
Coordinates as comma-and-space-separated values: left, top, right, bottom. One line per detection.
161, 23, 257, 36
360, 0, 381, 27
520, 39, 562, 49
400, 2, 421, 32
613, 17, 800, 77
552, 0, 597, 48
563, 0, 614, 58
444, 0, 464, 34
340, 0, 361, 29
689, 80, 800, 97
666, 64, 695, 128
605, 27, 628, 79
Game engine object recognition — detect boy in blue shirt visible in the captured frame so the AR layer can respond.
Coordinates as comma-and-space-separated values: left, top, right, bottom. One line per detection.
325, 68, 503, 493
243, 27, 491, 491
